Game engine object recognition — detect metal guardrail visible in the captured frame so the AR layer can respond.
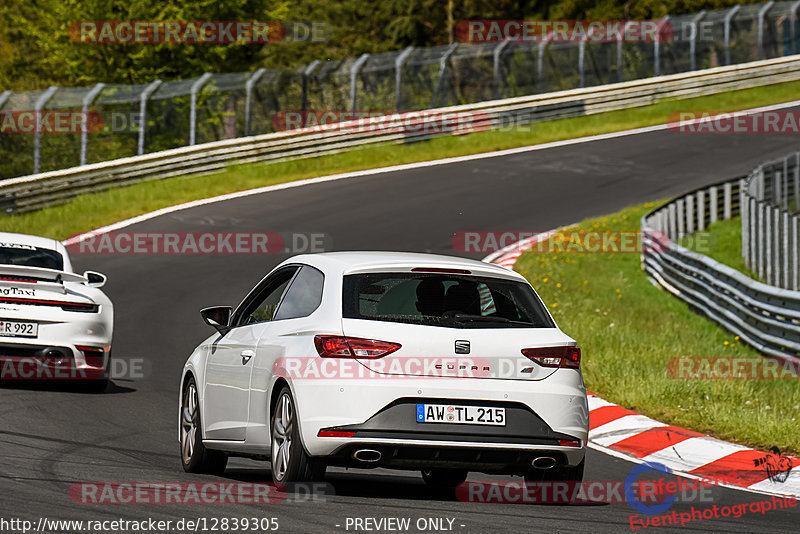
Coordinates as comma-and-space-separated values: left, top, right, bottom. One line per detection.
741, 151, 800, 289
642, 161, 800, 362
4, 54, 800, 216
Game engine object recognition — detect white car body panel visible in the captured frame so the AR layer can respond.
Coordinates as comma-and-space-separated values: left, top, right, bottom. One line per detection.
181, 252, 589, 473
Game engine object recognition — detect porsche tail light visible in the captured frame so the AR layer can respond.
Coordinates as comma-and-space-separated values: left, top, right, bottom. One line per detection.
522, 346, 581, 368
314, 335, 401, 359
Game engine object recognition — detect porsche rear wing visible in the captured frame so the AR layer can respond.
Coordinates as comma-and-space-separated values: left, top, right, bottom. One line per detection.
0, 265, 87, 294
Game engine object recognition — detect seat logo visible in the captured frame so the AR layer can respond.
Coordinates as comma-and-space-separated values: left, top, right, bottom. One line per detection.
455, 340, 470, 354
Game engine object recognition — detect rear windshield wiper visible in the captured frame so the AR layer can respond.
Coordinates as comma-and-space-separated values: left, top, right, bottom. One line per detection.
445, 313, 534, 327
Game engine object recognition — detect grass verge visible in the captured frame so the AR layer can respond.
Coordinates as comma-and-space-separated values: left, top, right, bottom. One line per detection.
5, 79, 800, 240
679, 216, 759, 279
515, 204, 800, 453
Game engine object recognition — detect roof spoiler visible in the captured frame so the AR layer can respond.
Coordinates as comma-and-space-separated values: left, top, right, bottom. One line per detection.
0, 265, 88, 286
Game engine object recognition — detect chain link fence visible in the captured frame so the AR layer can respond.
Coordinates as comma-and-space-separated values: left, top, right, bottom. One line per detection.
2, 0, 800, 180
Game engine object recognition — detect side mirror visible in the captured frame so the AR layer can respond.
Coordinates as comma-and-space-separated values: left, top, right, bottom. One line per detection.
83, 271, 107, 288
201, 306, 232, 335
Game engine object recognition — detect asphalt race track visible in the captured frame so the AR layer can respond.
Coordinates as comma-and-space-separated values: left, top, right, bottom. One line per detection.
3, 128, 800, 533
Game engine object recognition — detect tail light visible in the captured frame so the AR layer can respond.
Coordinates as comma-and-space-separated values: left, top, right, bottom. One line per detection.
559, 439, 582, 448
522, 346, 581, 369
318, 430, 357, 438
0, 297, 98, 313
314, 335, 401, 359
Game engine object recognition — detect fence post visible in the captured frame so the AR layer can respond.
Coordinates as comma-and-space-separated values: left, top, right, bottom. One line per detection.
79, 83, 105, 166
795, 152, 800, 208
709, 185, 718, 223
350, 53, 370, 115
538, 32, 554, 92
668, 203, 677, 241
792, 1, 800, 54
493, 41, 510, 99
690, 11, 707, 72
189, 72, 212, 146
617, 22, 633, 82
764, 204, 772, 283
137, 80, 162, 156
697, 190, 705, 231
783, 211, 790, 289
33, 86, 58, 174
677, 199, 685, 239
244, 68, 266, 137
794, 217, 800, 290
773, 208, 780, 285
784, 157, 790, 209
654, 16, 670, 76
686, 194, 695, 234
578, 38, 586, 88
758, 202, 771, 283
0, 90, 11, 110
724, 6, 741, 66
301, 60, 321, 126
431, 43, 458, 108
742, 189, 749, 264
395, 47, 414, 111
751, 198, 757, 272
758, 1, 775, 60
723, 181, 732, 219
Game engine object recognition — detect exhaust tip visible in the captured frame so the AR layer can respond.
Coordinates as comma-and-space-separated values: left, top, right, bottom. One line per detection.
352, 449, 382, 463
532, 456, 557, 470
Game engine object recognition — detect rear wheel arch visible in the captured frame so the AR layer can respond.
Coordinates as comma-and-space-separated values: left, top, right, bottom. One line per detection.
269, 377, 290, 423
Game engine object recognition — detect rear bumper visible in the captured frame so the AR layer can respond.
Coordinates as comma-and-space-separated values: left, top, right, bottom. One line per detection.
290, 370, 588, 467
326, 442, 583, 474
0, 342, 109, 380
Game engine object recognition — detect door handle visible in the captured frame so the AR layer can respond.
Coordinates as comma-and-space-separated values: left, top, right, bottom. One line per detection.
241, 350, 255, 364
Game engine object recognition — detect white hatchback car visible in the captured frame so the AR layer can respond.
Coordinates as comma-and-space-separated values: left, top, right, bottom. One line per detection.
0, 232, 113, 390
179, 252, 588, 486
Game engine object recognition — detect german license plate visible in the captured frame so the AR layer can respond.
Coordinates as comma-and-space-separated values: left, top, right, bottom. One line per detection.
416, 404, 505, 426
0, 320, 37, 338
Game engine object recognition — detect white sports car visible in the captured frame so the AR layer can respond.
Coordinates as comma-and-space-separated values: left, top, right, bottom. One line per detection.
179, 252, 588, 486
0, 232, 113, 390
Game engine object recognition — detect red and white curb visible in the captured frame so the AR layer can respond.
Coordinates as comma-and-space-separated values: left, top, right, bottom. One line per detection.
484, 231, 800, 499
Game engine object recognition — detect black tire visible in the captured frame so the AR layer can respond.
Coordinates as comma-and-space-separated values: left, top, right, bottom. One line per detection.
270, 386, 325, 484
180, 377, 228, 474
524, 458, 585, 483
421, 468, 468, 488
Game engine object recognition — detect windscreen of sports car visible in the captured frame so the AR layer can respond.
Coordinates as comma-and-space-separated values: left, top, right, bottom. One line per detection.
0, 1, 798, 534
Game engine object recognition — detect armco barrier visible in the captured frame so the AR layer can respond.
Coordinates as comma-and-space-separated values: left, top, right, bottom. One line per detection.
742, 152, 800, 289
642, 170, 800, 362
3, 55, 800, 215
